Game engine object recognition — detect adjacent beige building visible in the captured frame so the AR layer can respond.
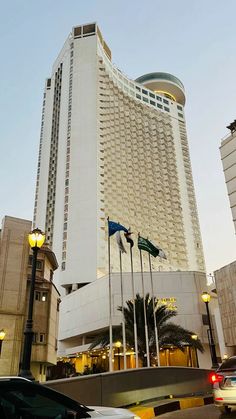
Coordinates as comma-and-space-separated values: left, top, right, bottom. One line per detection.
0, 216, 60, 381
220, 121, 236, 233
216, 121, 236, 357
214, 261, 236, 357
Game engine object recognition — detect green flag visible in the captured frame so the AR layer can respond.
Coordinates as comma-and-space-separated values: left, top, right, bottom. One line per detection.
138, 236, 159, 257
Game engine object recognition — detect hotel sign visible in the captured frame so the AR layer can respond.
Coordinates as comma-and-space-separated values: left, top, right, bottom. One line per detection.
157, 297, 177, 311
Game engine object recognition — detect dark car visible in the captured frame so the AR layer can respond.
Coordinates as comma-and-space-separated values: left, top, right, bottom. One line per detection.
0, 377, 140, 419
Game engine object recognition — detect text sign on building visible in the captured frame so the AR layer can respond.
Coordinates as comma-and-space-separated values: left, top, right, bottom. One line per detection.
157, 297, 177, 311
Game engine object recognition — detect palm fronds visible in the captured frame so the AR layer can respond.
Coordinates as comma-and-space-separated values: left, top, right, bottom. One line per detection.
89, 293, 204, 363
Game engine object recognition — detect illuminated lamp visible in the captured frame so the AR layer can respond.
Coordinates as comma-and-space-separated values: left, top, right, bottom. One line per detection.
0, 330, 6, 341
28, 228, 45, 249
201, 292, 211, 303
0, 329, 6, 356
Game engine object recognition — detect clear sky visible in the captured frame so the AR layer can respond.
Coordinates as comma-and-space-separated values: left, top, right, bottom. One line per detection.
1, 0, 236, 275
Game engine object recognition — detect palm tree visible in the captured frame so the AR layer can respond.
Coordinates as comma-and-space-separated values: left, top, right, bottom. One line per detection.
90, 293, 204, 366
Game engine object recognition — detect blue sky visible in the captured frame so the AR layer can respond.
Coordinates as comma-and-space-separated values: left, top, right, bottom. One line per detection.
1, 0, 236, 274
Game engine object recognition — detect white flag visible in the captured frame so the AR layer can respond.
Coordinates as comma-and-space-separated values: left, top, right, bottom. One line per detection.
115, 231, 127, 253
151, 240, 167, 259
158, 248, 167, 259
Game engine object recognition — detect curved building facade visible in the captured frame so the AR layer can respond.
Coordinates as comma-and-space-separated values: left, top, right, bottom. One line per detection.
34, 23, 205, 292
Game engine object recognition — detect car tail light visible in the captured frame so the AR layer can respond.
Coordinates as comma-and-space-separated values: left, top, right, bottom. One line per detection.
215, 397, 223, 401
210, 373, 224, 384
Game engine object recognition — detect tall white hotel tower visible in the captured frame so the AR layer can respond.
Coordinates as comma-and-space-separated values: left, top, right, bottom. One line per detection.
34, 23, 205, 295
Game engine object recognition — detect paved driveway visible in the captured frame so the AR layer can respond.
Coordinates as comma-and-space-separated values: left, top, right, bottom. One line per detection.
158, 404, 236, 418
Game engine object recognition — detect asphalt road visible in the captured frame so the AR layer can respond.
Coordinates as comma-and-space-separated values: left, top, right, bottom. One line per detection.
158, 404, 236, 418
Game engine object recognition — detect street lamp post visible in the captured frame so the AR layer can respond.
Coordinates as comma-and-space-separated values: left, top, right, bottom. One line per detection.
191, 334, 199, 368
19, 228, 45, 380
0, 329, 6, 356
115, 341, 122, 370
201, 292, 218, 368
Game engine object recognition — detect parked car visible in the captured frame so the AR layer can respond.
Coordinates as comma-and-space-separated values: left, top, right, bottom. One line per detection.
211, 356, 236, 414
0, 377, 140, 419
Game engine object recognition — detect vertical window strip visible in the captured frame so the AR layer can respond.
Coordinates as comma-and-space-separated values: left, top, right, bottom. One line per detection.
33, 93, 47, 227
61, 45, 74, 270
45, 64, 63, 246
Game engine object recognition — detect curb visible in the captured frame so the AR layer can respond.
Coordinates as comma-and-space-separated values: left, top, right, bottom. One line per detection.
130, 396, 213, 417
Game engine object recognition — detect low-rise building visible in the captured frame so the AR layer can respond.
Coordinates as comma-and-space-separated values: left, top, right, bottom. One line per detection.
0, 216, 60, 381
58, 270, 221, 371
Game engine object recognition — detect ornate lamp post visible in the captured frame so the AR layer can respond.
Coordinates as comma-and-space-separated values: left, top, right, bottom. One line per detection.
19, 228, 45, 380
0, 329, 6, 356
201, 292, 218, 368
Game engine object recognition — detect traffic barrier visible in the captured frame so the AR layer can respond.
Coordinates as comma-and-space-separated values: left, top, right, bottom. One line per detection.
129, 396, 213, 418
45, 367, 213, 408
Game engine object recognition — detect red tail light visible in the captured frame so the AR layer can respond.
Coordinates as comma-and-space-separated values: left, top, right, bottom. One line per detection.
210, 373, 224, 384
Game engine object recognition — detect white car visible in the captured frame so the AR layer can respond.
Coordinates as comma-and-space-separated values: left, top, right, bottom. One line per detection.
212, 356, 236, 414
0, 377, 140, 419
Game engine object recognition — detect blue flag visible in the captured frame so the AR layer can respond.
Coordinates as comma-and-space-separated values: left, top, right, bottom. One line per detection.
108, 221, 128, 237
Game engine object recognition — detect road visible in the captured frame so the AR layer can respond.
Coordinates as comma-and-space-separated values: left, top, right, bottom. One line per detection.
158, 404, 236, 418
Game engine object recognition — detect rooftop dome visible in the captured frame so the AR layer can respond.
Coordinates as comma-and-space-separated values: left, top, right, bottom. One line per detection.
135, 72, 186, 106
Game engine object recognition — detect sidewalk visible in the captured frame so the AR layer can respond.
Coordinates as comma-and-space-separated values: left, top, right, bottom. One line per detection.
129, 395, 213, 418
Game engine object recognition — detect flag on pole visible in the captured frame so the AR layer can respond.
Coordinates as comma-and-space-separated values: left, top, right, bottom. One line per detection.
157, 248, 167, 259
138, 236, 166, 258
151, 240, 167, 259
115, 231, 127, 253
108, 220, 128, 237
124, 229, 134, 248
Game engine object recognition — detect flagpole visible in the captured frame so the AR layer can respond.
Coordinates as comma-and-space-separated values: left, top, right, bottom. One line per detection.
119, 250, 127, 370
139, 245, 150, 368
148, 253, 160, 367
107, 217, 113, 372
130, 244, 139, 369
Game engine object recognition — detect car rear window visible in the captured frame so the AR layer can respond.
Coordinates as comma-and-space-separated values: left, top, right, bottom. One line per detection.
218, 358, 236, 371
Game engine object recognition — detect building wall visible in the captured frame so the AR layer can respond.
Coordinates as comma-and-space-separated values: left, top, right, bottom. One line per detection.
34, 23, 205, 293
220, 131, 236, 232
47, 284, 60, 364
99, 73, 186, 273
0, 216, 60, 380
98, 70, 204, 274
58, 270, 217, 368
34, 79, 54, 231
214, 261, 236, 351
0, 216, 31, 375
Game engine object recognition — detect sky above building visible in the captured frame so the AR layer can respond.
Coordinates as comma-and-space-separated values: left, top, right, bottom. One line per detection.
1, 0, 236, 275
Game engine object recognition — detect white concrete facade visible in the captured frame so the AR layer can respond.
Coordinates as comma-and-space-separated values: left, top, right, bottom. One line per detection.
59, 271, 218, 369
34, 22, 205, 294
33, 23, 208, 356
